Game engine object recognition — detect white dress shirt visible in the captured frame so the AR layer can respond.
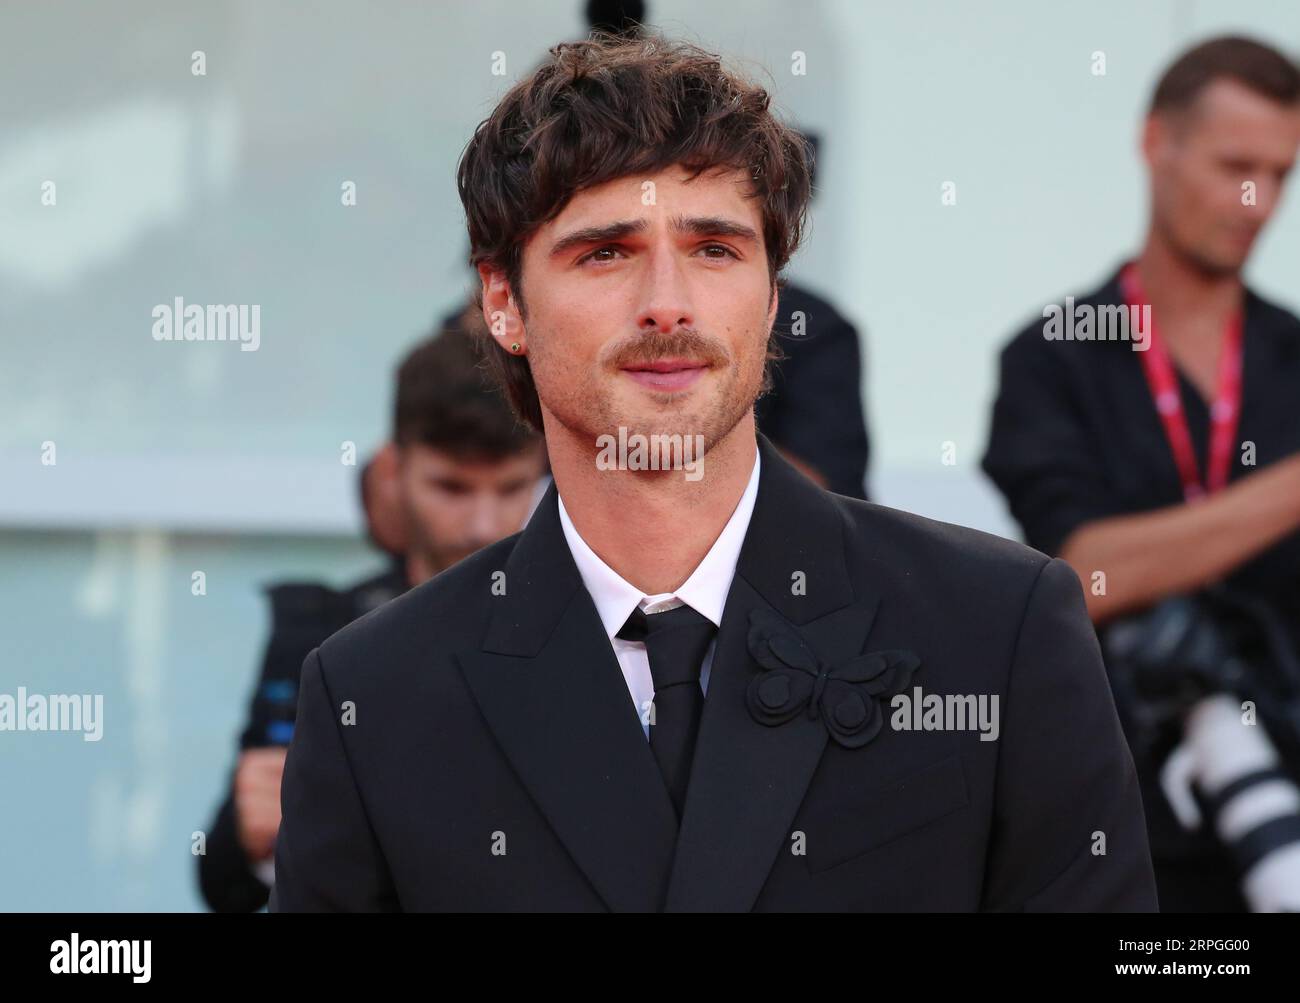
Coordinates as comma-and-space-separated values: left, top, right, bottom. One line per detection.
557, 446, 761, 739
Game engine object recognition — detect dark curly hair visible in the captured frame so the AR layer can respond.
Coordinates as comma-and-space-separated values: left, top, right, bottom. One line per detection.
456, 31, 813, 431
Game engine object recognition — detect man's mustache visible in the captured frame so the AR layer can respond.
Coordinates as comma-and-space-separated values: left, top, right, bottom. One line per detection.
607, 329, 729, 369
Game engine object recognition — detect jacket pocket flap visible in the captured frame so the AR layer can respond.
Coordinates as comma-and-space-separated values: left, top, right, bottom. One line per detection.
803, 754, 969, 873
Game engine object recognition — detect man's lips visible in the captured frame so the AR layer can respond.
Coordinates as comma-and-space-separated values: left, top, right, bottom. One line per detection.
621, 358, 710, 391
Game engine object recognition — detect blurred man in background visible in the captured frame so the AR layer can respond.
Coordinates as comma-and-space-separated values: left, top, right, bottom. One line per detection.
359, 441, 409, 560
198, 323, 547, 912
984, 36, 1300, 911
755, 129, 871, 499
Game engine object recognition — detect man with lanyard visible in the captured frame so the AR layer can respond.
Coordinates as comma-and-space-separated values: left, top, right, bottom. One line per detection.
983, 35, 1300, 910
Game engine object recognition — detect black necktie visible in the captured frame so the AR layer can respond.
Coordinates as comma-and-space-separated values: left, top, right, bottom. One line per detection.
617, 604, 717, 818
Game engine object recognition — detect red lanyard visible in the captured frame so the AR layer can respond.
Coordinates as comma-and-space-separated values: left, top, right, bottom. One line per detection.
1119, 263, 1244, 502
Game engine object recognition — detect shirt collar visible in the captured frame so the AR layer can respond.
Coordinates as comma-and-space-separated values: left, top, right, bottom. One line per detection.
557, 444, 761, 640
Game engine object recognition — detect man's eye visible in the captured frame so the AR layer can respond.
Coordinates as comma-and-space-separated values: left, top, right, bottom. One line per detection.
580, 246, 624, 264
699, 244, 739, 260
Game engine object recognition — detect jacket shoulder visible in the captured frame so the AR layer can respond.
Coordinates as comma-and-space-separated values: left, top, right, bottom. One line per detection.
314, 532, 522, 673
997, 270, 1128, 364
829, 494, 1052, 588
1246, 285, 1300, 336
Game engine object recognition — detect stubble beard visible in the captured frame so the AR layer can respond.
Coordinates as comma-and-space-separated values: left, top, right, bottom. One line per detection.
532, 324, 768, 461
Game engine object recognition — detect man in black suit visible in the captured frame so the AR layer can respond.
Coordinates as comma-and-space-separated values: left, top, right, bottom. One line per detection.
755, 132, 870, 500
272, 33, 1156, 912
759, 280, 870, 499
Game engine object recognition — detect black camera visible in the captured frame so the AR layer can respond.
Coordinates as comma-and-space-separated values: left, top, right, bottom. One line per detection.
1104, 589, 1300, 911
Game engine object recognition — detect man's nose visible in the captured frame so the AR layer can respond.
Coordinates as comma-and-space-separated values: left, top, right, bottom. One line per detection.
467, 493, 515, 543
635, 244, 695, 333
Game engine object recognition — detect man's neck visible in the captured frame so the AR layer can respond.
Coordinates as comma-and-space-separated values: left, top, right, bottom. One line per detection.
546, 412, 759, 597
1134, 230, 1244, 340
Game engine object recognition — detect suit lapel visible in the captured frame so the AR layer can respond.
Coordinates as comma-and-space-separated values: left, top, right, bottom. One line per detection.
664, 434, 882, 911
455, 482, 679, 913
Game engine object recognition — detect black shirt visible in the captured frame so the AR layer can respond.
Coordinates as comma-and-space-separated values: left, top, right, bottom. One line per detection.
983, 263, 1300, 632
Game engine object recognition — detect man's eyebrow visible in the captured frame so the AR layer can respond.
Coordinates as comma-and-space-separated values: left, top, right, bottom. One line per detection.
549, 219, 648, 257
548, 215, 760, 258
670, 215, 760, 242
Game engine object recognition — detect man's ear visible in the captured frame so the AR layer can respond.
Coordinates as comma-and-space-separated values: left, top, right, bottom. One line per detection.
767, 280, 780, 332
1140, 115, 1161, 171
389, 439, 410, 475
1141, 113, 1185, 172
478, 263, 526, 353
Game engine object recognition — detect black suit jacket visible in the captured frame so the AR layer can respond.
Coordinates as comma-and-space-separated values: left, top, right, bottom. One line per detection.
271, 434, 1157, 911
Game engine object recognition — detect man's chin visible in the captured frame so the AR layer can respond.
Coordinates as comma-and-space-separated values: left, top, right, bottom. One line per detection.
1186, 242, 1249, 279
596, 411, 716, 446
